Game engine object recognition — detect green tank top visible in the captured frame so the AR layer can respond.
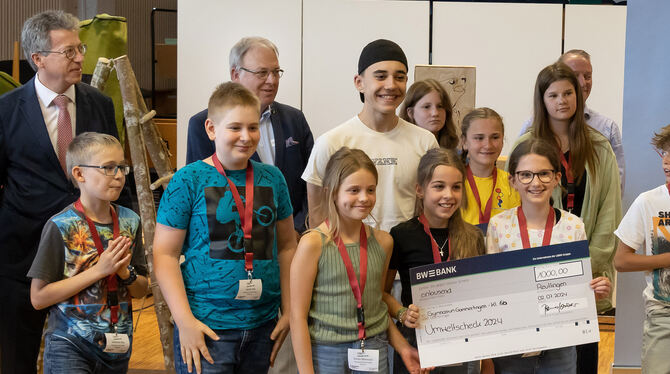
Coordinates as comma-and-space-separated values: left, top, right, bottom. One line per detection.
308, 227, 389, 343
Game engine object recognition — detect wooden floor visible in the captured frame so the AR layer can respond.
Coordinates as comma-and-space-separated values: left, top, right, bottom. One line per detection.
128, 296, 617, 373
129, 296, 167, 372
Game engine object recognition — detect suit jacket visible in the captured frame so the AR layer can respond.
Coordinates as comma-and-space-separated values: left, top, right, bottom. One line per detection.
0, 77, 117, 280
186, 102, 314, 232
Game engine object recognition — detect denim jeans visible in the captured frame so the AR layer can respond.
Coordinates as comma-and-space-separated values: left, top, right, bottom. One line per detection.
312, 332, 389, 374
43, 334, 129, 374
174, 319, 276, 374
492, 346, 576, 374
394, 324, 479, 374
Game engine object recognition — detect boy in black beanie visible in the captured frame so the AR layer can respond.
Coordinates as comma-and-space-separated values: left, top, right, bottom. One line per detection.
300, 40, 438, 372
302, 39, 438, 231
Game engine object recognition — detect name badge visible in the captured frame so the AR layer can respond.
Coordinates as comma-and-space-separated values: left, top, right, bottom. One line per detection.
103, 333, 130, 353
348, 348, 379, 372
235, 279, 262, 300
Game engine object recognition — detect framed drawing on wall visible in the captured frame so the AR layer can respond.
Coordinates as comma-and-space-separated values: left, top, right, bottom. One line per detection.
415, 65, 476, 134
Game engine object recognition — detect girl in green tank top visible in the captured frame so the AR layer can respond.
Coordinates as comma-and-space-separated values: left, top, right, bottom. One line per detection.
290, 147, 429, 374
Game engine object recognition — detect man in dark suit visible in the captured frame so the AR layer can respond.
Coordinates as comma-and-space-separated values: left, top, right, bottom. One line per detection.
0, 11, 117, 373
187, 37, 313, 234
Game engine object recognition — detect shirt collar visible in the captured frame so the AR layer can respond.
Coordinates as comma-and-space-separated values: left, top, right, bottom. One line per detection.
34, 73, 76, 107
260, 104, 272, 121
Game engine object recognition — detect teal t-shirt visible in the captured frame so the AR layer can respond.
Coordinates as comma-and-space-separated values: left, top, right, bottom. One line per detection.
157, 160, 292, 329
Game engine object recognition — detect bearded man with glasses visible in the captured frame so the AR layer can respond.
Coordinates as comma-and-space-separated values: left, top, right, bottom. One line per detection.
0, 10, 118, 373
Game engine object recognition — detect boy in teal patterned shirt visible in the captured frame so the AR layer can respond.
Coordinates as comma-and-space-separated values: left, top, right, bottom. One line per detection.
154, 82, 297, 374
28, 132, 148, 373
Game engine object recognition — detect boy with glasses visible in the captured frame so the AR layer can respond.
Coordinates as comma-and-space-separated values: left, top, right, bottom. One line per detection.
28, 132, 148, 373
614, 124, 670, 374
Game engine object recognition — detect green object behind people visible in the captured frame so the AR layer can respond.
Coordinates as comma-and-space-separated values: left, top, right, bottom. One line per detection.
0, 71, 20, 96
79, 14, 128, 144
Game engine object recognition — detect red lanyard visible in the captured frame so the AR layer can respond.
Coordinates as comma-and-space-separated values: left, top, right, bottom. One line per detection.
334, 223, 368, 344
73, 199, 120, 325
466, 166, 497, 224
418, 214, 450, 263
516, 206, 555, 249
212, 154, 255, 275
559, 151, 574, 211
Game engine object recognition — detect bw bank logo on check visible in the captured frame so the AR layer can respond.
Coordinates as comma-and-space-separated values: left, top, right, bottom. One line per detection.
415, 265, 457, 280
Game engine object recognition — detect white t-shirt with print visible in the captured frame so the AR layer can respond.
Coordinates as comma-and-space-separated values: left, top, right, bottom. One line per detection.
486, 207, 587, 253
301, 116, 438, 232
614, 185, 670, 311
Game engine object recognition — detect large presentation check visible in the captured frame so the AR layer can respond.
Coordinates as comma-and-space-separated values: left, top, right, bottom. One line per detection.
410, 240, 599, 367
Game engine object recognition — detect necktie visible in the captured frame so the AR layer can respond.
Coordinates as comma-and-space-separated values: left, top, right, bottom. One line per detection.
52, 95, 72, 174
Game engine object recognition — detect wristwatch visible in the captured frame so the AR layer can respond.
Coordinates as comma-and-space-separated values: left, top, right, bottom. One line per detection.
120, 265, 137, 286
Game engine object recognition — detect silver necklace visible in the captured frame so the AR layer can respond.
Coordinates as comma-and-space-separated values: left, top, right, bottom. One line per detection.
438, 236, 449, 257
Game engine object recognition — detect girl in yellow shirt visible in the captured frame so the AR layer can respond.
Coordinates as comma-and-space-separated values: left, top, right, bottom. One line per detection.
460, 108, 520, 229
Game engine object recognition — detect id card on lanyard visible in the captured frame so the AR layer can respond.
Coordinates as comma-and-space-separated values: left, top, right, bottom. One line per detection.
211, 154, 262, 300
73, 200, 130, 353
333, 223, 379, 371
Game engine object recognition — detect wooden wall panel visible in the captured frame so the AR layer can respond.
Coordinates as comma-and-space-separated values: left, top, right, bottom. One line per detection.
0, 0, 77, 61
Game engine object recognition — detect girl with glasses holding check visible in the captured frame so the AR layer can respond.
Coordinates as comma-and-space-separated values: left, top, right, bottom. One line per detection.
485, 138, 611, 374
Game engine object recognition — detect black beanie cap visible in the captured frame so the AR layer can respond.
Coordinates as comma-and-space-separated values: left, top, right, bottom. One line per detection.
357, 39, 408, 102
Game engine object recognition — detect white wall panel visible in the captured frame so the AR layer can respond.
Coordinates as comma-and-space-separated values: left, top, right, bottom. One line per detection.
433, 2, 563, 156
302, 0, 429, 139
565, 4, 626, 134
177, 0, 302, 167
177, 1, 625, 167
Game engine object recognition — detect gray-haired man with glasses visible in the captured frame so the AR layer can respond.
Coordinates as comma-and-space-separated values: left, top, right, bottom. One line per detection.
187, 37, 314, 236
0, 10, 117, 373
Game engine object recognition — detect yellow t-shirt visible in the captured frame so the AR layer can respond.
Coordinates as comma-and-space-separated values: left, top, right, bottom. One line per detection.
462, 168, 521, 225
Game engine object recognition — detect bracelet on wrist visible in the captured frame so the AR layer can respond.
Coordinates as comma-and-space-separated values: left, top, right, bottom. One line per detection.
120, 265, 137, 286
396, 307, 408, 324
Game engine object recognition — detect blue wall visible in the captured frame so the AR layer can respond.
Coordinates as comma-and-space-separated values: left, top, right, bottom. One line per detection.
614, 0, 670, 368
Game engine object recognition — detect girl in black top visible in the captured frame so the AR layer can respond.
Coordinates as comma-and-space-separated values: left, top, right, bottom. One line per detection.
382, 148, 488, 374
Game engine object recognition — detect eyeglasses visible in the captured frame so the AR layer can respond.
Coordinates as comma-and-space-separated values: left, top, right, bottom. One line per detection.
78, 164, 130, 176
656, 149, 669, 158
515, 170, 556, 184
38, 44, 87, 60
238, 67, 284, 80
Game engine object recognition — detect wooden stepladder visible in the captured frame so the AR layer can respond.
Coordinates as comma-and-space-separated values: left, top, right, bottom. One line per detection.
92, 55, 175, 372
